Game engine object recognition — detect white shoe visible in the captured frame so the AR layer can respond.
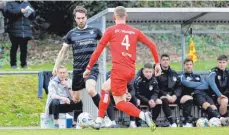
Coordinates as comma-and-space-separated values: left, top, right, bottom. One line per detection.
75, 123, 83, 130
170, 123, 177, 127
129, 121, 137, 128
90, 117, 103, 130
183, 123, 193, 127
101, 116, 112, 128
144, 111, 156, 131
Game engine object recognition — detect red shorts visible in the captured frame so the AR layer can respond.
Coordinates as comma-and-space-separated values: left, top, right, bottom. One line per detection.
110, 69, 135, 96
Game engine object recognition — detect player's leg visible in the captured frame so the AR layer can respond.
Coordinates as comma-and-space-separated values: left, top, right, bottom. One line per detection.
129, 95, 139, 128
107, 95, 119, 127
94, 78, 111, 119
207, 95, 221, 118
113, 94, 155, 130
71, 71, 84, 123
102, 78, 118, 127
49, 99, 61, 128
89, 78, 114, 128
160, 96, 176, 127
85, 70, 101, 108
111, 77, 155, 130
151, 99, 162, 122
217, 96, 228, 117
180, 95, 193, 127
194, 94, 220, 119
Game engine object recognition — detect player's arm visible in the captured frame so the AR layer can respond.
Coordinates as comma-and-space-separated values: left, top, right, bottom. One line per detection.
137, 30, 160, 64
180, 74, 202, 88
207, 72, 222, 96
151, 79, 159, 101
86, 28, 112, 71
134, 78, 149, 105
53, 43, 69, 75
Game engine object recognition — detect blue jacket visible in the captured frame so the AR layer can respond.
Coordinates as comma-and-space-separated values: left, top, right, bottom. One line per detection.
4, 1, 35, 38
180, 72, 209, 95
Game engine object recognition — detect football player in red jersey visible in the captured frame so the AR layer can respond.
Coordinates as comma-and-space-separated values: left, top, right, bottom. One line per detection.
83, 6, 161, 130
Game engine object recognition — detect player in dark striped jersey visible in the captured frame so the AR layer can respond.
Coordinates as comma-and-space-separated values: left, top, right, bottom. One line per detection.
52, 6, 102, 121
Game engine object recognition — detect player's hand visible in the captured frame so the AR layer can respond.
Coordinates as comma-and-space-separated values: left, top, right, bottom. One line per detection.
52, 67, 57, 76
126, 92, 132, 102
21, 8, 28, 14
62, 97, 70, 104
154, 63, 162, 76
166, 94, 172, 102
219, 95, 227, 99
170, 95, 177, 103
148, 99, 156, 108
61, 80, 69, 88
83, 69, 91, 78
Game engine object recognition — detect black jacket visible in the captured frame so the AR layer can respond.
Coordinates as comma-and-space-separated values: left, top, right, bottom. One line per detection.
134, 68, 159, 105
4, 1, 35, 38
156, 66, 182, 97
208, 67, 229, 96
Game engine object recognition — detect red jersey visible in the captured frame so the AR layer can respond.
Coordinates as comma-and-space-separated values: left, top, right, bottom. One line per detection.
87, 24, 160, 71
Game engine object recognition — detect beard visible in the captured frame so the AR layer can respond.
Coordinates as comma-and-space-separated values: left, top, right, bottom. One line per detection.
77, 23, 86, 29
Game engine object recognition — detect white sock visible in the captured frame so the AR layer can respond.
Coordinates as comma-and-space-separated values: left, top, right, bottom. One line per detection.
139, 111, 145, 121
111, 120, 116, 125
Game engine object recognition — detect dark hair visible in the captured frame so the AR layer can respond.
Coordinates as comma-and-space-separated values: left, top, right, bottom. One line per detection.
73, 6, 87, 17
217, 55, 228, 61
161, 53, 170, 59
183, 58, 193, 64
144, 63, 153, 69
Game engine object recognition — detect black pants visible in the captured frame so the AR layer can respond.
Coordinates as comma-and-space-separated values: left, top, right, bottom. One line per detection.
9, 35, 29, 67
49, 99, 82, 121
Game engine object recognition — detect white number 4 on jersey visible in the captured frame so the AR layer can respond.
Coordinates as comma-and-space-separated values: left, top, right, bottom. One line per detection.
121, 35, 130, 50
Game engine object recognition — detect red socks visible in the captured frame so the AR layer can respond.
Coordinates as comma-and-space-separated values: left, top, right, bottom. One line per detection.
98, 90, 110, 118
116, 101, 141, 118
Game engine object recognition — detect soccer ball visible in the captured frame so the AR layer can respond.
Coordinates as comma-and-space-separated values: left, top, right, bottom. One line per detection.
77, 112, 93, 128
196, 118, 209, 127
209, 117, 221, 127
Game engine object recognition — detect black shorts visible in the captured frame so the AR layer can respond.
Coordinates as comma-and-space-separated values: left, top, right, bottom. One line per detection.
193, 93, 214, 107
72, 69, 99, 91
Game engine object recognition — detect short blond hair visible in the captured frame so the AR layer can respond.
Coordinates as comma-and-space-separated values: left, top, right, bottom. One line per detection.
57, 65, 67, 71
114, 6, 126, 18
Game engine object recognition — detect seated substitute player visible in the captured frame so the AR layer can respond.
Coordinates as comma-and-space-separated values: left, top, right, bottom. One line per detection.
155, 54, 182, 127
134, 63, 162, 126
180, 58, 221, 120
44, 66, 81, 128
83, 6, 162, 131
207, 55, 229, 117
156, 54, 194, 127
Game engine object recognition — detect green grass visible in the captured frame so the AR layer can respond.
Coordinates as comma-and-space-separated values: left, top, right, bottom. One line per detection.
0, 127, 229, 135
0, 75, 47, 126
0, 59, 221, 72
0, 64, 73, 71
